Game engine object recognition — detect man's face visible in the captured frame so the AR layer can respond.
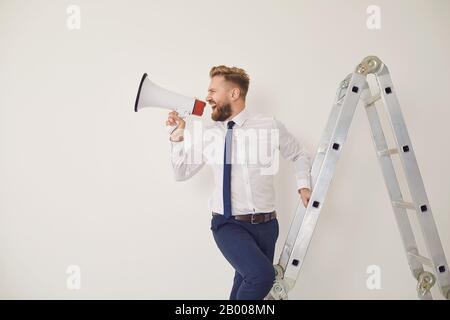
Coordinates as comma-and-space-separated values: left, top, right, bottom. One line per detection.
206, 76, 233, 122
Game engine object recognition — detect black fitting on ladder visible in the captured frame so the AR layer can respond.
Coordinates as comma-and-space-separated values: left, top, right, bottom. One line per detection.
438, 265, 446, 273
402, 145, 410, 152
420, 205, 428, 212
332, 143, 340, 150
312, 201, 320, 208
385, 87, 392, 94
352, 86, 359, 93
292, 259, 299, 266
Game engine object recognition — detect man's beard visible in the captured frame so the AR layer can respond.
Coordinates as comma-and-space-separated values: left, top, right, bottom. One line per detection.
211, 103, 233, 122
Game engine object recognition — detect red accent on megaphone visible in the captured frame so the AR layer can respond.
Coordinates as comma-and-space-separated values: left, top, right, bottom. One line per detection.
192, 99, 206, 116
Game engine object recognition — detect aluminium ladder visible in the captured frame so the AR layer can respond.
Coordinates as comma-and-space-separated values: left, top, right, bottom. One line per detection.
267, 56, 450, 300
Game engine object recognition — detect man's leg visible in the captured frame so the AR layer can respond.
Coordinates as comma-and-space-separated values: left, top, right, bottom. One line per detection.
211, 215, 276, 300
237, 218, 279, 299
256, 218, 279, 263
229, 271, 243, 300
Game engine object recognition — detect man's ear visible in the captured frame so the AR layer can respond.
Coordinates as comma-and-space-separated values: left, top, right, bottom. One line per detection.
231, 88, 241, 101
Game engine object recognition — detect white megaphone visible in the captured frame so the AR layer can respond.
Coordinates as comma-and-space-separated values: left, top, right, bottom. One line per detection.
134, 73, 206, 134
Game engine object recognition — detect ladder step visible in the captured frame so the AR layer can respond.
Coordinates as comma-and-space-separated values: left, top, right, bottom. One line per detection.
317, 147, 327, 154
377, 148, 399, 157
407, 252, 433, 267
392, 200, 415, 210
364, 93, 381, 107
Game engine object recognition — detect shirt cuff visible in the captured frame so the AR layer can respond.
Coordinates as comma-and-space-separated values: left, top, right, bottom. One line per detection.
296, 177, 311, 191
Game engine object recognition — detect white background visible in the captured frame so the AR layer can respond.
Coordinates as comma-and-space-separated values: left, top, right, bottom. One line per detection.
1, 0, 449, 299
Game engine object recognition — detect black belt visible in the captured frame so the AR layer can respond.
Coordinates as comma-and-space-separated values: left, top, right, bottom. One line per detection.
212, 211, 277, 224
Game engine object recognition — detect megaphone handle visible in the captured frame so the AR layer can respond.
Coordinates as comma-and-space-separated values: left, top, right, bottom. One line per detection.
166, 116, 186, 135
167, 109, 188, 135
166, 124, 178, 135
176, 109, 190, 118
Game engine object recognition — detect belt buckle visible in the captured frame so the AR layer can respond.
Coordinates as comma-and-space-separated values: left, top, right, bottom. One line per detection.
251, 214, 258, 224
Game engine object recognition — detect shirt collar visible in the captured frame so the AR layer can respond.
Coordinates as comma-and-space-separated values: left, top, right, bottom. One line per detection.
220, 108, 250, 128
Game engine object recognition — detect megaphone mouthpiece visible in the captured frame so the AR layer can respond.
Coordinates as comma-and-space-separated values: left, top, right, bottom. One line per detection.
192, 99, 206, 116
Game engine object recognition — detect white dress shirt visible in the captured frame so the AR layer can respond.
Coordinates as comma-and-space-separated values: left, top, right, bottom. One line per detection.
169, 108, 312, 216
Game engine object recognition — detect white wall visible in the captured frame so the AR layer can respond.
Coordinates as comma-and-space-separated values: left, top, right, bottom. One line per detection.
1, 0, 449, 299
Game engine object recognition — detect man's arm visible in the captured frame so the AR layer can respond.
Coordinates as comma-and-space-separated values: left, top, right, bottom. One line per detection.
275, 118, 312, 207
167, 111, 205, 181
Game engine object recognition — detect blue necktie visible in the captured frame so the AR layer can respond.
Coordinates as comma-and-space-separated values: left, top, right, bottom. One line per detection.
223, 120, 235, 219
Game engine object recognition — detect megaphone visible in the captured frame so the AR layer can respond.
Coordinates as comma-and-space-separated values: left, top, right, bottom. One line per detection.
134, 73, 206, 134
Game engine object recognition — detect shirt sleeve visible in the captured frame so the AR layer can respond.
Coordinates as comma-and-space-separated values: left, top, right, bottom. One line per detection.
274, 118, 312, 190
169, 128, 205, 181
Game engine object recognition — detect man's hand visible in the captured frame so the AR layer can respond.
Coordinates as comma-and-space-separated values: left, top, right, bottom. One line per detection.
299, 188, 311, 208
166, 111, 186, 130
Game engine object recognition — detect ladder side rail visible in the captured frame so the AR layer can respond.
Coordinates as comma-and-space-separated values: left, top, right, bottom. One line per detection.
278, 74, 352, 270
375, 65, 450, 298
361, 82, 429, 299
282, 73, 366, 286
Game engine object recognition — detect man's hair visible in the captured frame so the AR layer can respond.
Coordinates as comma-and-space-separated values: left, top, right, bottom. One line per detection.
209, 65, 250, 101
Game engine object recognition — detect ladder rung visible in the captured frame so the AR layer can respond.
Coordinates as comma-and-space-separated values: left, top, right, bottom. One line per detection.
317, 147, 327, 154
407, 252, 433, 267
364, 93, 381, 107
377, 148, 399, 157
392, 200, 415, 210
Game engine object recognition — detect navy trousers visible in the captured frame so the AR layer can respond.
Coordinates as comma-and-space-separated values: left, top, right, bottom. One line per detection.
210, 213, 279, 300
